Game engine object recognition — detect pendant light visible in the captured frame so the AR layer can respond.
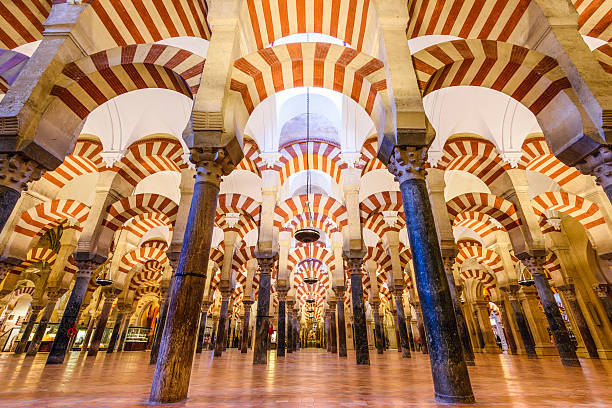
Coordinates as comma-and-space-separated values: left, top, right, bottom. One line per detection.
294, 88, 321, 244
518, 265, 535, 287
96, 262, 113, 287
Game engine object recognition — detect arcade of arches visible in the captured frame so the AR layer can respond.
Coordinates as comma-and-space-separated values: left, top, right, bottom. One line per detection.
1, 1, 612, 406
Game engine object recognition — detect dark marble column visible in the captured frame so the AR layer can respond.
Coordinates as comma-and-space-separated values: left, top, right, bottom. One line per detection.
393, 289, 411, 358
196, 302, 210, 354
106, 308, 126, 354
329, 302, 337, 354
47, 261, 100, 364
407, 317, 416, 351
150, 283, 172, 362
524, 257, 580, 366
496, 301, 517, 355
241, 300, 252, 353
150, 148, 234, 403
388, 146, 474, 404
277, 292, 287, 357
413, 304, 428, 354
27, 291, 63, 357
0, 154, 43, 232
214, 291, 231, 357
334, 288, 347, 357
293, 315, 300, 351
471, 307, 486, 350
442, 258, 475, 365
117, 313, 132, 352
87, 289, 118, 357
80, 315, 96, 353
392, 310, 401, 353
286, 307, 294, 354
592, 283, 612, 327
559, 284, 599, 359
325, 313, 331, 352
346, 256, 369, 365
253, 255, 276, 364
372, 304, 384, 355
15, 303, 43, 354
503, 286, 537, 357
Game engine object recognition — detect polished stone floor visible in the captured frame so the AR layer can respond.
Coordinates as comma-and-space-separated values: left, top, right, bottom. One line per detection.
0, 348, 611, 407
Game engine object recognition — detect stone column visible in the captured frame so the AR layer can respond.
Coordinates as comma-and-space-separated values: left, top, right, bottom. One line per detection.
286, 305, 294, 354
0, 154, 43, 232
150, 282, 172, 362
592, 283, 612, 327
576, 146, 612, 206
214, 289, 231, 357
117, 312, 132, 352
150, 147, 234, 403
393, 289, 411, 358
442, 259, 475, 365
80, 314, 96, 353
496, 301, 518, 355
15, 303, 43, 354
196, 302, 210, 354
27, 290, 64, 357
471, 306, 486, 351
474, 300, 501, 353
523, 256, 580, 367
334, 287, 347, 357
47, 260, 101, 364
277, 290, 287, 357
371, 302, 384, 355
414, 304, 428, 354
253, 255, 276, 364
241, 300, 252, 353
106, 304, 128, 354
558, 284, 599, 359
503, 286, 537, 358
328, 301, 338, 354
88, 288, 119, 357
293, 314, 300, 351
346, 256, 370, 365
388, 146, 473, 404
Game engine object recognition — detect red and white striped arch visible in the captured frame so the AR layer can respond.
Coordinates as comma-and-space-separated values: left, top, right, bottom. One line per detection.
360, 191, 403, 222
453, 211, 503, 239
120, 212, 174, 241
230, 42, 388, 116
42, 137, 104, 189
231, 244, 256, 273
572, 0, 612, 42
281, 212, 340, 239
359, 137, 386, 176
13, 199, 90, 243
456, 243, 504, 274
128, 268, 163, 292
288, 246, 335, 272
519, 136, 583, 188
135, 285, 160, 302
236, 140, 263, 176
412, 39, 575, 118
274, 194, 348, 229
217, 193, 261, 222
594, 43, 612, 75
71, 0, 211, 48
4, 248, 56, 289
0, 0, 50, 49
118, 246, 168, 286
0, 48, 29, 94
406, 0, 536, 44
458, 269, 496, 292
9, 285, 35, 301
103, 193, 178, 232
363, 211, 406, 239
447, 192, 521, 230
242, 0, 377, 51
50, 44, 204, 120
275, 141, 346, 185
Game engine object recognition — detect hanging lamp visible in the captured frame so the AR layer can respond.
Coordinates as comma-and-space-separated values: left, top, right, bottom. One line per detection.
302, 259, 318, 285
294, 88, 321, 244
95, 262, 113, 287
518, 265, 535, 287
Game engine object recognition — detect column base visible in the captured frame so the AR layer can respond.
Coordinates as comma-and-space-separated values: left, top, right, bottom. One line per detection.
561, 357, 581, 367
535, 345, 558, 356
435, 393, 476, 404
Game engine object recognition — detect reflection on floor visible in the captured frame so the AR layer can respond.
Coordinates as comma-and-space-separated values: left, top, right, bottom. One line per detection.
0, 349, 611, 407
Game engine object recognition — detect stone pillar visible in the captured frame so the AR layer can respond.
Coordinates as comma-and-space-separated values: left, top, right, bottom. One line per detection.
470, 306, 485, 351
87, 288, 119, 357
558, 284, 599, 359
496, 301, 518, 355
334, 287, 347, 357
346, 256, 370, 365
150, 147, 234, 403
196, 302, 210, 354
253, 255, 276, 364
80, 315, 96, 353
47, 260, 101, 364
576, 146, 612, 207
503, 286, 537, 358
241, 300, 252, 354
414, 305, 428, 354
371, 302, 384, 355
442, 259, 475, 365
293, 314, 300, 351
474, 300, 501, 353
117, 312, 132, 352
0, 154, 43, 232
328, 301, 338, 354
15, 303, 43, 354
106, 305, 128, 354
523, 257, 580, 366
393, 289, 411, 358
150, 282, 172, 362
214, 290, 231, 357
592, 283, 612, 327
277, 290, 287, 357
286, 306, 294, 354
27, 291, 64, 357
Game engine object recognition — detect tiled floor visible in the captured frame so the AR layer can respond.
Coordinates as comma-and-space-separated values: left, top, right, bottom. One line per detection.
0, 349, 611, 407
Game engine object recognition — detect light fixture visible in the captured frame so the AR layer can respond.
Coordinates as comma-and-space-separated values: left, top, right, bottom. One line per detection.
96, 262, 113, 287
294, 88, 321, 244
518, 266, 535, 287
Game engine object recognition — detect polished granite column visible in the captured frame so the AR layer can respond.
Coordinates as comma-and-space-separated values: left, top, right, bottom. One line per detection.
388, 146, 474, 404
496, 301, 517, 355
47, 260, 101, 364
80, 315, 96, 354
472, 307, 486, 350
150, 282, 172, 362
0, 154, 43, 232
329, 302, 338, 354
372, 303, 384, 355
214, 290, 231, 357
277, 290, 287, 357
88, 288, 119, 357
106, 305, 129, 354
27, 290, 64, 357
241, 300, 252, 353
150, 147, 234, 403
346, 256, 369, 365
503, 286, 537, 357
196, 302, 210, 354
558, 284, 598, 358
293, 314, 300, 351
524, 257, 580, 366
286, 307, 294, 354
414, 305, 428, 354
117, 312, 132, 352
253, 255, 276, 364
394, 289, 411, 358
15, 303, 43, 354
442, 258, 475, 365
325, 312, 331, 352
334, 287, 347, 357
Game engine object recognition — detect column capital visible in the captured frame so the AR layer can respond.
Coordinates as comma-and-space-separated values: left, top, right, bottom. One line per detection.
102, 287, 121, 301
190, 146, 235, 187
45, 286, 67, 302
343, 254, 365, 276
576, 145, 612, 189
592, 283, 611, 297
386, 145, 428, 184
75, 259, 104, 279
333, 286, 346, 298
557, 284, 576, 301
520, 255, 548, 277
0, 152, 44, 192
276, 286, 289, 301
441, 256, 456, 276
255, 252, 278, 275
501, 284, 521, 301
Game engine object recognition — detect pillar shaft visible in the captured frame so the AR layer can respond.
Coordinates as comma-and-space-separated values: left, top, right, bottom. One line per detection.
335, 293, 347, 357
505, 287, 537, 358
214, 297, 230, 357
329, 307, 337, 354
150, 286, 172, 362
443, 267, 475, 365
15, 305, 41, 354
87, 294, 116, 357
196, 310, 208, 354
394, 292, 411, 358
497, 302, 518, 355
241, 302, 251, 354
559, 285, 598, 359
253, 256, 275, 364
389, 146, 473, 404
348, 258, 369, 365
372, 308, 384, 354
106, 312, 125, 354
80, 315, 96, 353
592, 284, 612, 327
27, 297, 59, 356
117, 314, 131, 352
277, 299, 286, 357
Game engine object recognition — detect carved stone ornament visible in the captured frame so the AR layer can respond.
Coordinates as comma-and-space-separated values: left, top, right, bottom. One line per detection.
0, 153, 44, 191
190, 147, 235, 186
386, 146, 428, 184
521, 256, 547, 277
576, 145, 612, 188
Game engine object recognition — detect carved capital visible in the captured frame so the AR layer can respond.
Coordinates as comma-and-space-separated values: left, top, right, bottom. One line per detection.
333, 286, 346, 298
0, 153, 44, 192
102, 286, 122, 301
521, 256, 547, 277
501, 284, 521, 301
0, 262, 13, 281
576, 145, 612, 188
344, 256, 364, 276
45, 288, 66, 302
386, 145, 428, 184
256, 253, 277, 275
557, 284, 576, 301
190, 146, 235, 186
592, 283, 611, 297
441, 256, 456, 276
75, 260, 103, 279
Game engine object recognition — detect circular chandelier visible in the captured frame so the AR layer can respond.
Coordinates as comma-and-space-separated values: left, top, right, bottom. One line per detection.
294, 88, 321, 244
